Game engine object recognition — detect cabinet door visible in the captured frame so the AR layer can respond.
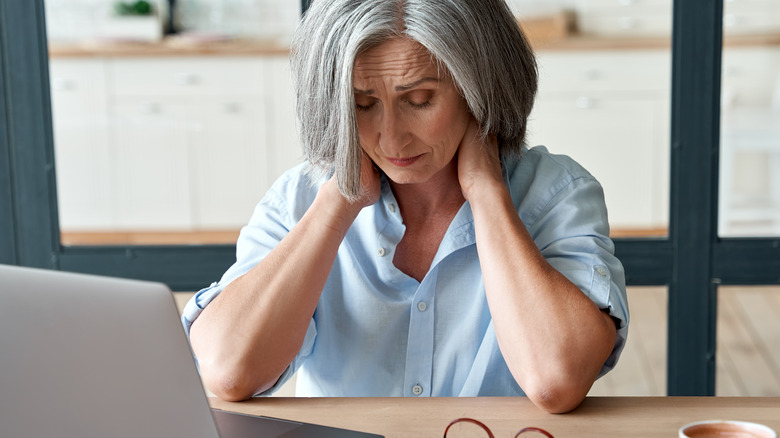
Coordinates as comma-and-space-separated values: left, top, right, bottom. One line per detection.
112, 101, 193, 230
187, 100, 268, 229
49, 58, 113, 230
528, 96, 669, 229
109, 57, 265, 98
265, 56, 302, 182
721, 47, 780, 108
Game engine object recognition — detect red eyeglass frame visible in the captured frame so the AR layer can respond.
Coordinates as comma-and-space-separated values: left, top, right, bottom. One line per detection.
443, 418, 555, 438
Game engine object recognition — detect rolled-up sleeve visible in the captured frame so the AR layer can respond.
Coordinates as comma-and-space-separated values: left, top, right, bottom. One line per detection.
180, 165, 322, 395
517, 149, 629, 377
181, 165, 318, 395
180, 188, 293, 337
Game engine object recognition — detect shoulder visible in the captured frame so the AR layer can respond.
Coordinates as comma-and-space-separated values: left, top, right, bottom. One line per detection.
253, 162, 327, 225
508, 145, 595, 184
505, 145, 604, 227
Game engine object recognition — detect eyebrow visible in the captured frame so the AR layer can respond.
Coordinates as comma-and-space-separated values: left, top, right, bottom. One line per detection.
354, 76, 440, 95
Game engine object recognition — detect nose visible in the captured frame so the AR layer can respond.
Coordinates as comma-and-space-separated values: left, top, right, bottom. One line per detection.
378, 107, 410, 154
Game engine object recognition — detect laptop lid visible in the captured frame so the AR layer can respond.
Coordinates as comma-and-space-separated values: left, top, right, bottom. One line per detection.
0, 265, 383, 438
0, 264, 220, 438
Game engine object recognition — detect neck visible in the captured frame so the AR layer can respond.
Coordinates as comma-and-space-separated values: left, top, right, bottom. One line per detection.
389, 161, 465, 224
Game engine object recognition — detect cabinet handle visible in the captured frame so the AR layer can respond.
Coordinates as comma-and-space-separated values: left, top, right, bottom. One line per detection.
722, 64, 739, 77
575, 96, 597, 110
723, 14, 740, 28
141, 102, 161, 114
223, 102, 242, 113
177, 73, 200, 86
618, 16, 639, 29
584, 69, 602, 81
51, 77, 76, 91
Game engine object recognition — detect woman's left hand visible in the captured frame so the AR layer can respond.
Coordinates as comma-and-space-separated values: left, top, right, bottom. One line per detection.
456, 117, 504, 202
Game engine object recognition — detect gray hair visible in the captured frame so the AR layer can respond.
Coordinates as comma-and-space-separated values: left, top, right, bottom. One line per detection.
291, 0, 538, 201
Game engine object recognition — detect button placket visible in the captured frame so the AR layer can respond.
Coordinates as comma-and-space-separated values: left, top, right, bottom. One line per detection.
403, 272, 437, 397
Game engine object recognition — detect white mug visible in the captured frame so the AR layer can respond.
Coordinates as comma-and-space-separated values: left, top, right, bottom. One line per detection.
679, 420, 776, 438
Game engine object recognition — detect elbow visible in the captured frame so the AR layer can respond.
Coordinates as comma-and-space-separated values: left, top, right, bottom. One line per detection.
522, 370, 593, 414
202, 368, 258, 402
200, 361, 281, 402
527, 384, 587, 414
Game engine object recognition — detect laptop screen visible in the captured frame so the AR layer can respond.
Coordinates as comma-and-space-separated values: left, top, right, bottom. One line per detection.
0, 265, 382, 438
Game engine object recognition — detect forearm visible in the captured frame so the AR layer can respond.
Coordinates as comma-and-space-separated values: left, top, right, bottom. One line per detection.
469, 181, 616, 413
190, 181, 361, 400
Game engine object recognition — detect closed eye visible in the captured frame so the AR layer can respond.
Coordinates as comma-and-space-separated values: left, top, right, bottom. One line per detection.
407, 100, 431, 110
404, 89, 434, 110
356, 102, 376, 112
355, 96, 377, 112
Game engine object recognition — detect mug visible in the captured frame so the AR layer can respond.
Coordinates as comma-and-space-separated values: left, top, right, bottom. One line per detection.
679, 420, 776, 438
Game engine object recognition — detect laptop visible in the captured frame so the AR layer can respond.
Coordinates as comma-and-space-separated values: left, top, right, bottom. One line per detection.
0, 264, 382, 438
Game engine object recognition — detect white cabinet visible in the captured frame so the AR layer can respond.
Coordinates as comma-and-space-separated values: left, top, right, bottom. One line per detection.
49, 59, 114, 231
721, 47, 780, 108
188, 100, 268, 228
109, 57, 266, 98
574, 0, 672, 37
111, 100, 194, 229
264, 56, 302, 179
722, 0, 780, 36
50, 54, 301, 232
574, 0, 780, 37
719, 47, 780, 236
528, 50, 671, 230
108, 56, 271, 230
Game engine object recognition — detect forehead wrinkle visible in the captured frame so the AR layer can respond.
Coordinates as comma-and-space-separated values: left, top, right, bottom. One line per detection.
353, 39, 439, 92
353, 76, 439, 96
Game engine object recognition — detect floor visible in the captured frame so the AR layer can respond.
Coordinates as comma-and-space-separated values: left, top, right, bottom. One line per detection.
590, 286, 780, 396
174, 285, 780, 397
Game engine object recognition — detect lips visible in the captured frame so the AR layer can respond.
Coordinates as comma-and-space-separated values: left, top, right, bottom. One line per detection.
387, 154, 423, 167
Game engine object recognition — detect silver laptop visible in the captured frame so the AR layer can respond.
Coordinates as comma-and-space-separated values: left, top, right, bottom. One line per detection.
0, 264, 382, 438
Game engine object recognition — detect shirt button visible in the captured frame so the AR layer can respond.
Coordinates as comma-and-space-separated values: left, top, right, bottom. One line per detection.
412, 384, 423, 395
596, 266, 608, 276
388, 203, 396, 213
377, 247, 386, 257
417, 301, 427, 312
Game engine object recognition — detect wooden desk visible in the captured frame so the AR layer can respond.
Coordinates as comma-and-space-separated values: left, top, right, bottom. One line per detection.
210, 396, 780, 437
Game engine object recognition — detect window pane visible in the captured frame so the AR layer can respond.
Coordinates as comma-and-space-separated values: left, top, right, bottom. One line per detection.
719, 1, 780, 237
45, 0, 301, 246
589, 286, 667, 396
717, 286, 780, 396
516, 0, 671, 238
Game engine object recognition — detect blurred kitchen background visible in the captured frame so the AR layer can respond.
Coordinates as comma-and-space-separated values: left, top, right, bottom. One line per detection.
44, 0, 780, 396
44, 0, 780, 245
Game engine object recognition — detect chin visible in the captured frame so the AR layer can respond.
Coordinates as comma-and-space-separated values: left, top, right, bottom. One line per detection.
381, 158, 457, 187
381, 167, 431, 185
384, 173, 423, 186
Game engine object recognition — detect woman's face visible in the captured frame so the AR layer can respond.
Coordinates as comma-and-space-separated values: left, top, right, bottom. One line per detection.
353, 38, 471, 186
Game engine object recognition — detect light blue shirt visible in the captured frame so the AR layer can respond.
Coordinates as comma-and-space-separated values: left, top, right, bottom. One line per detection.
182, 145, 629, 397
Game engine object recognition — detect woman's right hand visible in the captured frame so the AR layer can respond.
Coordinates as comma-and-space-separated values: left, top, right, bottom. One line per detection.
355, 151, 382, 208
319, 151, 381, 232
328, 151, 381, 211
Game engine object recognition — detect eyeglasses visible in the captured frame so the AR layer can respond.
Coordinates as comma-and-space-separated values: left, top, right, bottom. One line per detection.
443, 418, 554, 438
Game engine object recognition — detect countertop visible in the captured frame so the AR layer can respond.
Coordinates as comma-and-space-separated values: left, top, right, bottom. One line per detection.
48, 32, 780, 58
48, 37, 291, 58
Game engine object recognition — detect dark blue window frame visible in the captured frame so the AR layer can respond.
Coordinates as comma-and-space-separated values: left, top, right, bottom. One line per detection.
2, 0, 778, 396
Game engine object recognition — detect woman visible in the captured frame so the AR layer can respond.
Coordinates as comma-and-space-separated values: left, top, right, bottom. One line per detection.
183, 0, 629, 414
